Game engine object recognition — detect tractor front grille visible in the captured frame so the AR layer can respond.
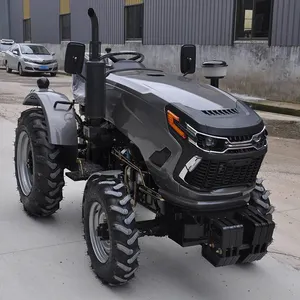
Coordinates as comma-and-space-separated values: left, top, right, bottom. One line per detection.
185, 155, 264, 190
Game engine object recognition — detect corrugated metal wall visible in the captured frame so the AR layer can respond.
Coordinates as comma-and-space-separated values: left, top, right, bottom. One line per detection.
271, 0, 300, 46
71, 0, 124, 44
30, 0, 60, 43
9, 0, 23, 42
143, 0, 234, 45
70, 0, 90, 43
4, 0, 300, 47
0, 0, 10, 39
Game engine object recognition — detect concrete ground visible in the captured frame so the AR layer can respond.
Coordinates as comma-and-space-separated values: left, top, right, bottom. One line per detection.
1, 70, 300, 299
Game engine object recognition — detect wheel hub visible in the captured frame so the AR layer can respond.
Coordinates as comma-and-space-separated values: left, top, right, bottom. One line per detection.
16, 131, 34, 196
89, 202, 111, 263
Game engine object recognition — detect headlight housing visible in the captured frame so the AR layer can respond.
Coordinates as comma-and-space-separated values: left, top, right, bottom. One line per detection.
166, 109, 268, 153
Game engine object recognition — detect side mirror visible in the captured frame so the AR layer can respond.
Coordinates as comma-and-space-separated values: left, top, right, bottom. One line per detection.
64, 42, 85, 74
51, 52, 55, 56
180, 44, 196, 76
12, 50, 18, 55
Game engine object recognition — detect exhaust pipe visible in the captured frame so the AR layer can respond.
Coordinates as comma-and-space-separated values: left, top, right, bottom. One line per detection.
85, 7, 106, 120
88, 8, 100, 61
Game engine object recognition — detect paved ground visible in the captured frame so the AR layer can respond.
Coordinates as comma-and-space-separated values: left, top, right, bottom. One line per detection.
1, 69, 300, 299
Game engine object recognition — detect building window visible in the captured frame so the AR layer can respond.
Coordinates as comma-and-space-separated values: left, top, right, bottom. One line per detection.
125, 2, 143, 41
60, 13, 71, 41
23, 18, 31, 42
235, 0, 272, 40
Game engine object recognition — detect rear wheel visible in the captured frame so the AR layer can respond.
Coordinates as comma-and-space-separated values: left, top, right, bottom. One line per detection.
14, 108, 65, 217
83, 174, 140, 286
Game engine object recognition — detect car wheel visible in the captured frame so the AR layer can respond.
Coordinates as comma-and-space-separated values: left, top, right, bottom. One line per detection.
50, 73, 57, 77
18, 63, 25, 76
6, 64, 12, 73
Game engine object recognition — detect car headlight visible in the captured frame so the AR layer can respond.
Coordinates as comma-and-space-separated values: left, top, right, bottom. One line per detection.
24, 58, 34, 63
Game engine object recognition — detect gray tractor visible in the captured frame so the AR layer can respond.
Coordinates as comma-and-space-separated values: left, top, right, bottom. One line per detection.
14, 8, 275, 286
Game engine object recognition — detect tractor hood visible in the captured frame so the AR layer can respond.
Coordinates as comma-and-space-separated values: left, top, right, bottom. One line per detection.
108, 71, 264, 136
109, 72, 238, 110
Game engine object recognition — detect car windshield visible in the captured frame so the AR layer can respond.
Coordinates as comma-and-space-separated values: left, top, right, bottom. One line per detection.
0, 44, 12, 52
20, 45, 50, 55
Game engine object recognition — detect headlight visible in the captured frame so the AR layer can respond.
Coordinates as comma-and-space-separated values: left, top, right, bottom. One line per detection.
196, 133, 226, 152
204, 137, 216, 147
24, 58, 34, 63
166, 108, 267, 153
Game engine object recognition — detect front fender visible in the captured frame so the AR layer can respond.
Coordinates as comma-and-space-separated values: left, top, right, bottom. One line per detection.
24, 90, 77, 146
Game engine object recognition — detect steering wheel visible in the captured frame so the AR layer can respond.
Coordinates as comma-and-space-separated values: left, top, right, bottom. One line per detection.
99, 51, 145, 64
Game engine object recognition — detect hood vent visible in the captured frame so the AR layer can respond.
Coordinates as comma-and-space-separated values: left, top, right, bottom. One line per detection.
202, 108, 238, 116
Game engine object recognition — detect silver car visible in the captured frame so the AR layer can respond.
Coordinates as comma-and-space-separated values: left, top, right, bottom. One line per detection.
0, 39, 14, 67
5, 43, 58, 76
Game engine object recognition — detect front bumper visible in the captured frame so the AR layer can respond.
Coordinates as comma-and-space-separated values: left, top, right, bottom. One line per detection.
21, 61, 58, 73
159, 184, 254, 211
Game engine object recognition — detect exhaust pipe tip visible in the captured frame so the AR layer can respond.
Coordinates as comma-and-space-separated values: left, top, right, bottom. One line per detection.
88, 8, 95, 18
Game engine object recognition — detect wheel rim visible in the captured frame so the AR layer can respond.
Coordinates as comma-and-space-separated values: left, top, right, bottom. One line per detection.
16, 131, 34, 196
89, 202, 111, 263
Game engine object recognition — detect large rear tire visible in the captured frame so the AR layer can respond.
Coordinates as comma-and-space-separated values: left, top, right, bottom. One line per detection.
14, 108, 65, 217
83, 174, 140, 286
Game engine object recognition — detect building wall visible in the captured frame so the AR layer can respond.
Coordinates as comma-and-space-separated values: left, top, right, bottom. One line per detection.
3, 0, 300, 102
0, 0, 10, 39
71, 0, 124, 44
30, 0, 60, 43
271, 0, 300, 46
143, 0, 235, 45
9, 0, 23, 42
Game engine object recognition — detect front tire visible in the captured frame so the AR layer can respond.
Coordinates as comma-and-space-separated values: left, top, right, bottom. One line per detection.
250, 177, 274, 218
14, 108, 65, 217
83, 174, 140, 286
18, 63, 25, 76
6, 63, 12, 73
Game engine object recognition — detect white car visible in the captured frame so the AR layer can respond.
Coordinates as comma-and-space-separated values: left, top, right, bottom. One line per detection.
5, 43, 58, 76
0, 39, 14, 67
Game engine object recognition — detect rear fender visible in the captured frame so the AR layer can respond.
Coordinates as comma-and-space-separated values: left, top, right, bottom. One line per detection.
23, 90, 77, 146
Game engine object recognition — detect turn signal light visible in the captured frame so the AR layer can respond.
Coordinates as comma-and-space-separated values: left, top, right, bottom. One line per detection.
167, 110, 186, 139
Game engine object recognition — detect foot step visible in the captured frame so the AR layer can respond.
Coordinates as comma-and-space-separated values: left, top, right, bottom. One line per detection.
66, 160, 103, 181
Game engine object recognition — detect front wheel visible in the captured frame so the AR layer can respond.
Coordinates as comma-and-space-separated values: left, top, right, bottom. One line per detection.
6, 63, 12, 73
83, 174, 140, 286
250, 177, 274, 218
14, 108, 65, 217
18, 63, 25, 76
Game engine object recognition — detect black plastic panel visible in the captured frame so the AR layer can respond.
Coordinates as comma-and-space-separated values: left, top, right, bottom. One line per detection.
185, 155, 264, 190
